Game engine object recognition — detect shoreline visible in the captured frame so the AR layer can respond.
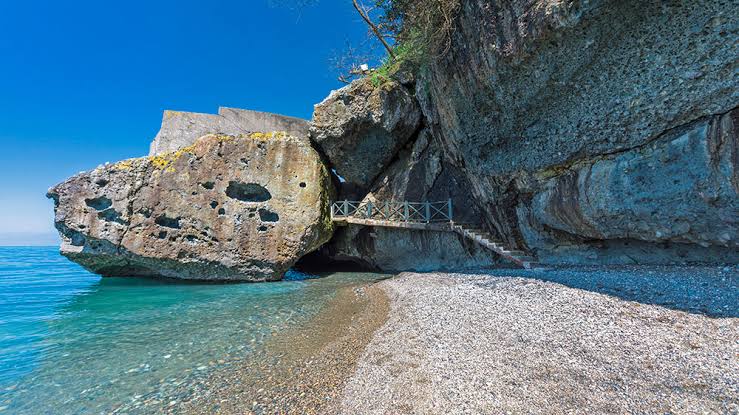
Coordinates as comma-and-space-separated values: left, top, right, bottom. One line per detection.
126, 266, 737, 414
172, 278, 390, 414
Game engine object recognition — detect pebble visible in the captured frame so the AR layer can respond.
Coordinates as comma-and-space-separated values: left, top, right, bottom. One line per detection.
341, 270, 738, 415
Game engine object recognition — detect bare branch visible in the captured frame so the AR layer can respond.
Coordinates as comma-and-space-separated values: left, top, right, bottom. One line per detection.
352, 0, 395, 59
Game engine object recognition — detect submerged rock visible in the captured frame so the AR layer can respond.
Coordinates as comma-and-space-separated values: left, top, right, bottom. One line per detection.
310, 78, 421, 194
48, 133, 334, 282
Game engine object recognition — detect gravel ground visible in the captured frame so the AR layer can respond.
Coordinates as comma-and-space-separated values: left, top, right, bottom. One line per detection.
341, 269, 738, 414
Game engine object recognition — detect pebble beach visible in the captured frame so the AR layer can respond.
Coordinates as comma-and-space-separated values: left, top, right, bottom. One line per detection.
131, 266, 738, 414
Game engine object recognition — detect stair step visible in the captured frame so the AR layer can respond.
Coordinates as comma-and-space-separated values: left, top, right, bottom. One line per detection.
458, 225, 538, 269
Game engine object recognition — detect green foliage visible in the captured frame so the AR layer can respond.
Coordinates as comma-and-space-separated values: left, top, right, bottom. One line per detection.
377, 0, 461, 57
370, 32, 425, 87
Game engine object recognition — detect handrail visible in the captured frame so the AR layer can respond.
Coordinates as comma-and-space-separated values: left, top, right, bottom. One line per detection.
331, 199, 453, 223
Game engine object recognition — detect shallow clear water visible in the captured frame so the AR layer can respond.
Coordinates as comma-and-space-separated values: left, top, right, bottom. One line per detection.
0, 247, 383, 414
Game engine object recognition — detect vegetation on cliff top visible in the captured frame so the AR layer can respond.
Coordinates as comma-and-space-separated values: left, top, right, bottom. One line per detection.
340, 0, 461, 85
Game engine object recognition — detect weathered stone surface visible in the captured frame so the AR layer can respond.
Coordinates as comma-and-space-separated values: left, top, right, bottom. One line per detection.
415, 0, 739, 264
531, 111, 737, 247
310, 78, 421, 194
319, 225, 498, 272
518, 109, 739, 264
48, 133, 333, 281
150, 107, 309, 155
319, 127, 498, 270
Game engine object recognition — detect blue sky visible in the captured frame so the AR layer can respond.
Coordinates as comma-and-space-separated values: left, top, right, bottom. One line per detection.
0, 0, 375, 245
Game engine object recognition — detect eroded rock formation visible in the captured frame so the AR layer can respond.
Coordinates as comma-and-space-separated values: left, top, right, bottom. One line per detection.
417, 0, 738, 264
48, 133, 334, 281
311, 87, 497, 270
310, 0, 738, 266
48, 0, 738, 277
310, 78, 421, 195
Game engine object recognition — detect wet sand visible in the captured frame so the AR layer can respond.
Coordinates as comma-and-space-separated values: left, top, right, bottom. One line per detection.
172, 280, 390, 414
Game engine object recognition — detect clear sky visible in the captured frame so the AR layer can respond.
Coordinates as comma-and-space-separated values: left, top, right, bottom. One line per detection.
0, 0, 375, 245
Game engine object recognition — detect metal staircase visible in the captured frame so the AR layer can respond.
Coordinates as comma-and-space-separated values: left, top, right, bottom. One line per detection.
331, 199, 539, 269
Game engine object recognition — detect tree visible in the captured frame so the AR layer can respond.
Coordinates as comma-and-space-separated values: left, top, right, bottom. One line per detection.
351, 0, 395, 59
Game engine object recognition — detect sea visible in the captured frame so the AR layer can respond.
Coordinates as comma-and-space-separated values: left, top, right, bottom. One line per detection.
0, 246, 382, 414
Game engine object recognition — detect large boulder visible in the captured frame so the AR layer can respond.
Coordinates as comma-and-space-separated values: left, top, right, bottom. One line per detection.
415, 0, 739, 264
150, 107, 309, 155
48, 133, 334, 282
310, 78, 421, 194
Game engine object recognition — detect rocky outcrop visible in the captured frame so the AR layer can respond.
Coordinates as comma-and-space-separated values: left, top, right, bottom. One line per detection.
413, 0, 738, 264
310, 78, 421, 195
150, 107, 309, 155
319, 225, 498, 272
313, 112, 497, 270
48, 133, 334, 281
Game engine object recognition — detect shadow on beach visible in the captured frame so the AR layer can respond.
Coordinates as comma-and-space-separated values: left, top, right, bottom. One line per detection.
475, 265, 738, 318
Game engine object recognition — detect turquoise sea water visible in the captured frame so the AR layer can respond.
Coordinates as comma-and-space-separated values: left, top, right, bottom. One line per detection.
0, 247, 381, 414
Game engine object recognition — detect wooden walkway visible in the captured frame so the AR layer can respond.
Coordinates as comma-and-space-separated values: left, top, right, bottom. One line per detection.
331, 200, 538, 269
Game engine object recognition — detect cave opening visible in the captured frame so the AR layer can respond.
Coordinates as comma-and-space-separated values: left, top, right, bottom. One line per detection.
226, 181, 272, 202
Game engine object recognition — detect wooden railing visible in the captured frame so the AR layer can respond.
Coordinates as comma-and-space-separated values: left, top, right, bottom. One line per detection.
331, 199, 453, 223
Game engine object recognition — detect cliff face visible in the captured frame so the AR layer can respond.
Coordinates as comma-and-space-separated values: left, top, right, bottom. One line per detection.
412, 0, 738, 264
48, 133, 334, 281
48, 0, 737, 279
311, 80, 498, 271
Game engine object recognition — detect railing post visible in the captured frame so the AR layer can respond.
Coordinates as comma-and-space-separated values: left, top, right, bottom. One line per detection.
424, 201, 430, 223
367, 201, 373, 218
331, 203, 335, 219
343, 200, 348, 216
403, 201, 409, 222
447, 198, 453, 222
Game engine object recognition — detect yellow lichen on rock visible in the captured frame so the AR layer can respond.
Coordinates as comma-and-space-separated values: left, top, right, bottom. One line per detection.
114, 160, 135, 170
249, 131, 288, 141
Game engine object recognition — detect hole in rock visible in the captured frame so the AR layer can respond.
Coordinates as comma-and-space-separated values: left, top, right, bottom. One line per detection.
98, 208, 127, 224
210, 201, 218, 209
158, 231, 167, 239
218, 208, 226, 215
258, 208, 279, 222
95, 179, 109, 187
155, 215, 181, 229
299, 182, 307, 188
331, 168, 346, 183
85, 196, 112, 211
201, 181, 215, 190
68, 232, 86, 247
294, 250, 378, 273
48, 193, 60, 208
258, 225, 269, 232
225, 182, 271, 202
